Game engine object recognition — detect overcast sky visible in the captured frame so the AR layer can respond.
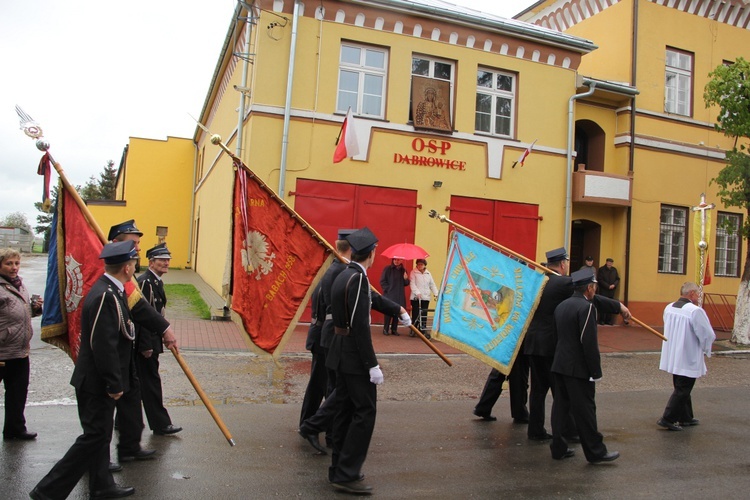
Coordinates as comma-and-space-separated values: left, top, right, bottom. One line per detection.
0, 0, 537, 233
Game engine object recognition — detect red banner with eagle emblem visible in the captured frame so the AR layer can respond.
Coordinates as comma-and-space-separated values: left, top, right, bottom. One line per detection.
230, 163, 332, 355
41, 184, 103, 361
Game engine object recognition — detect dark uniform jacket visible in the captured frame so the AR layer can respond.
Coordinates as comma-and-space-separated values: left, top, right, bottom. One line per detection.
327, 262, 401, 375
320, 260, 348, 349
523, 274, 574, 357
551, 291, 621, 380
71, 275, 136, 396
136, 269, 166, 354
305, 283, 325, 351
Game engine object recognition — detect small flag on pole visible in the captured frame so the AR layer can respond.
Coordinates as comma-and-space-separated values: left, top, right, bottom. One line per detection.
333, 108, 360, 163
512, 139, 537, 168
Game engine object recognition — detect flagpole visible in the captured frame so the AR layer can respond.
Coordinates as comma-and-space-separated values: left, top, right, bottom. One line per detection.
17, 112, 235, 446
210, 134, 453, 366
428, 209, 667, 342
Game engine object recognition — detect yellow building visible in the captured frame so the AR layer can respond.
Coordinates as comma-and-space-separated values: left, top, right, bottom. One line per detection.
88, 136, 195, 269
517, 0, 746, 323
109, 0, 746, 327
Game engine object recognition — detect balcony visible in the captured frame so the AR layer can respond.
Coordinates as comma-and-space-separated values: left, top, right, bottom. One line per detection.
572, 166, 632, 207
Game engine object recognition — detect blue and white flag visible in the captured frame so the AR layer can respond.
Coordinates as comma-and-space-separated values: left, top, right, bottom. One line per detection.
433, 231, 547, 374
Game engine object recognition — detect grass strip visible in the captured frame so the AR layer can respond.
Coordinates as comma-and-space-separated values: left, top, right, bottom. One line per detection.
164, 284, 211, 320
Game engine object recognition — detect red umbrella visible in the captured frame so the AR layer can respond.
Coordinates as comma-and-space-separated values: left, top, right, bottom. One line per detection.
380, 243, 429, 260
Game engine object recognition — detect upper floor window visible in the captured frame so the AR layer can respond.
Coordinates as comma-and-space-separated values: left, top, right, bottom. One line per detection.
337, 43, 388, 118
410, 55, 454, 130
659, 205, 687, 274
665, 48, 692, 116
475, 68, 516, 137
715, 212, 742, 277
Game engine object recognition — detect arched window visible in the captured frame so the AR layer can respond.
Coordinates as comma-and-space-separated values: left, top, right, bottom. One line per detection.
574, 120, 605, 172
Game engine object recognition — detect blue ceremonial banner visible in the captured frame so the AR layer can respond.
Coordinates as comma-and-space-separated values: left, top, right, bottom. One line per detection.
433, 231, 548, 374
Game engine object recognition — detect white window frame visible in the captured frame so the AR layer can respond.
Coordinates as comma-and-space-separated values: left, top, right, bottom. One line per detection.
665, 48, 692, 116
659, 205, 687, 274
715, 212, 741, 277
336, 43, 388, 118
475, 67, 516, 138
410, 55, 455, 122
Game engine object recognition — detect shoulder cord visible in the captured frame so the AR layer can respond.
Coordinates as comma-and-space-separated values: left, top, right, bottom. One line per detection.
579, 303, 594, 343
90, 290, 135, 350
348, 273, 364, 329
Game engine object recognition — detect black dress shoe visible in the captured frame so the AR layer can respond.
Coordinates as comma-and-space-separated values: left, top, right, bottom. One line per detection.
390, 330, 400, 336
298, 428, 327, 454
118, 448, 156, 462
513, 417, 529, 424
657, 418, 683, 431
552, 448, 575, 460
90, 484, 135, 499
331, 480, 373, 495
154, 424, 182, 435
29, 486, 53, 500
589, 451, 620, 463
4, 430, 37, 440
528, 432, 553, 441
109, 462, 123, 473
382, 329, 390, 336
682, 418, 700, 426
472, 409, 497, 421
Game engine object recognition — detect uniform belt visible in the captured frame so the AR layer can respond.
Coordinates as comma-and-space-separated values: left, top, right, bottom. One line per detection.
334, 326, 350, 336
325, 314, 332, 320
314, 319, 324, 327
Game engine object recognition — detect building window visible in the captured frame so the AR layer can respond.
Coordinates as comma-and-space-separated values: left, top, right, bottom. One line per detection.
665, 48, 692, 116
337, 43, 388, 118
410, 55, 454, 124
715, 212, 741, 277
659, 205, 687, 274
475, 68, 516, 137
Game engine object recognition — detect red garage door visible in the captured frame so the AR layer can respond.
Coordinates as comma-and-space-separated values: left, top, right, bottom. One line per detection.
448, 196, 539, 259
293, 179, 418, 322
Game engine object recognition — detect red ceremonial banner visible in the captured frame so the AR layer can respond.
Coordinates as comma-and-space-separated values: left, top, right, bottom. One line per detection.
231, 165, 331, 354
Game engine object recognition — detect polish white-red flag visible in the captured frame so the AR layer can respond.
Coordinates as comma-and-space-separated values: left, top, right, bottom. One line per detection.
512, 139, 537, 168
333, 108, 360, 163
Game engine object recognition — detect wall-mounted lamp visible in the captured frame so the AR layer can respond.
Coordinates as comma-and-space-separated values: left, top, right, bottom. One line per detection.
433, 180, 443, 188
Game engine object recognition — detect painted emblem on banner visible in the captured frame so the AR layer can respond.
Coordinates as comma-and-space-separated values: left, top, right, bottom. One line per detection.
463, 278, 515, 330
64, 254, 84, 312
241, 230, 276, 279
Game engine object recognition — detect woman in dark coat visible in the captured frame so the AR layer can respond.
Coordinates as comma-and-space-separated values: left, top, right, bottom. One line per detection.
379, 258, 409, 335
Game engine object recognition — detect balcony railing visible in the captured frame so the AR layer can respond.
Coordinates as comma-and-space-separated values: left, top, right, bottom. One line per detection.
572, 165, 632, 207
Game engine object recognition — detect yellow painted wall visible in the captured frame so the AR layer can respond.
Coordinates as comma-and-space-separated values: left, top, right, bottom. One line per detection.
88, 136, 194, 269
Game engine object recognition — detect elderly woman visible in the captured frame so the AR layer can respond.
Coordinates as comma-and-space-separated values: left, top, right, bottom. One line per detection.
0, 248, 42, 441
409, 259, 439, 339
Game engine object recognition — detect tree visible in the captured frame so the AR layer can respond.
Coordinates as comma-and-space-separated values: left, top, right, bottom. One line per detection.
0, 211, 32, 231
78, 160, 118, 200
704, 57, 750, 344
34, 185, 59, 252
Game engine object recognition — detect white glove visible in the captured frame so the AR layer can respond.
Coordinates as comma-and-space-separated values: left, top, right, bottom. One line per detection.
398, 312, 411, 326
369, 365, 384, 385
589, 376, 602, 382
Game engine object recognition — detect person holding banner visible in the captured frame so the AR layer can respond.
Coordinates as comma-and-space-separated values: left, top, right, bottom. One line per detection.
550, 268, 629, 463
327, 227, 409, 495
30, 241, 139, 500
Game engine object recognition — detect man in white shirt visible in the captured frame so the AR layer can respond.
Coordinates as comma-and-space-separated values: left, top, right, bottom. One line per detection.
657, 282, 716, 431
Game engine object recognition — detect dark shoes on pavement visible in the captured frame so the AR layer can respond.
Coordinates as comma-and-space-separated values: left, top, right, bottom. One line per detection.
589, 451, 620, 463
4, 430, 37, 440
154, 424, 183, 435
552, 448, 576, 460
109, 462, 123, 473
682, 418, 700, 426
472, 409, 497, 421
331, 480, 373, 495
528, 432, 553, 441
298, 428, 327, 454
90, 484, 135, 499
118, 448, 156, 462
657, 418, 683, 431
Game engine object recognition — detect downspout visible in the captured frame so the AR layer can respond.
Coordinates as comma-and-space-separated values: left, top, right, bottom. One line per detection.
565, 81, 596, 247
188, 141, 198, 267
278, 0, 301, 198
624, 0, 640, 306
236, 18, 252, 157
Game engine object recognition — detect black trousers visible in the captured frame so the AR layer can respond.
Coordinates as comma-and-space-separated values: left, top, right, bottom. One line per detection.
299, 342, 328, 426
528, 355, 576, 438
410, 299, 430, 331
662, 374, 696, 424
550, 373, 607, 462
33, 389, 116, 499
0, 356, 30, 437
474, 355, 529, 420
135, 352, 172, 431
329, 372, 376, 484
114, 379, 144, 455
383, 314, 399, 332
